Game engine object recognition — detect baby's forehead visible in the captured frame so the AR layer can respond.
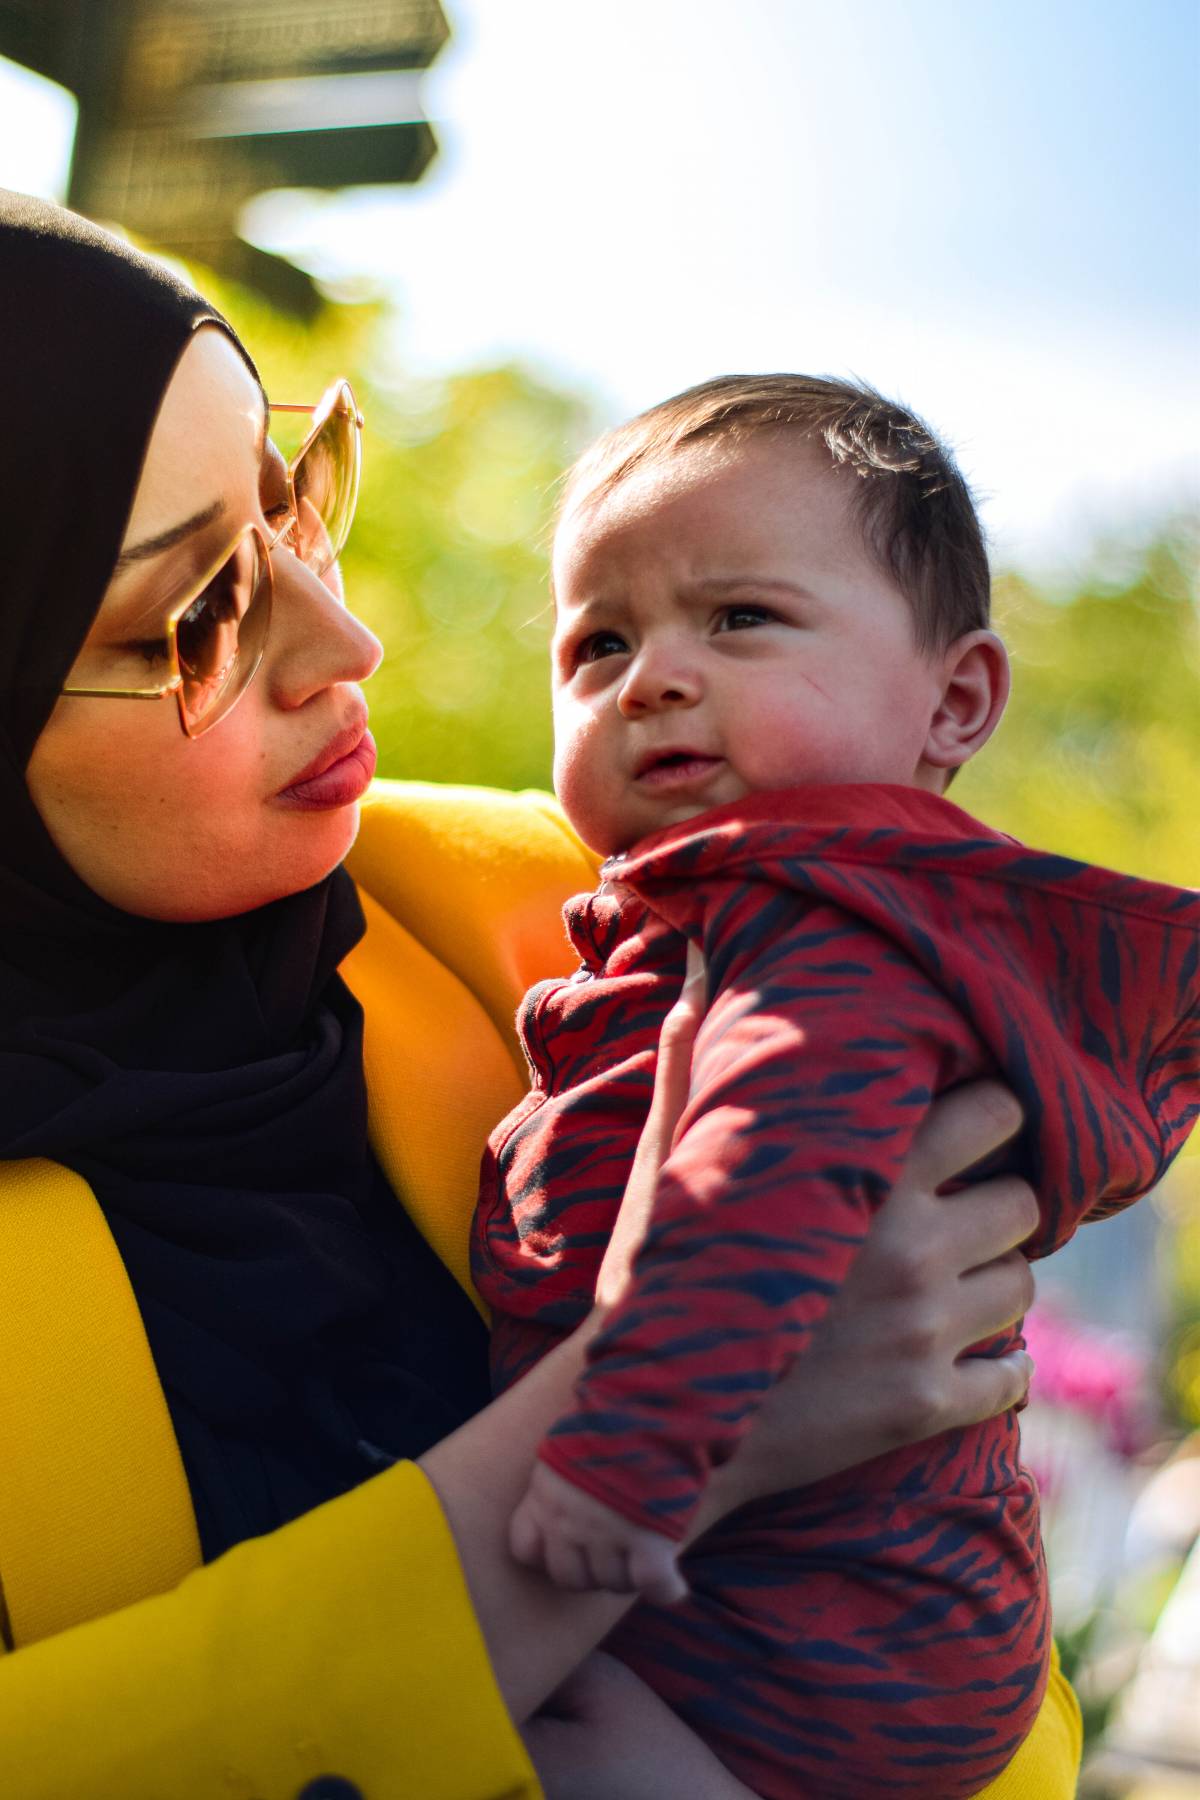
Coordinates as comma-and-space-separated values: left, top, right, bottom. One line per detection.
555, 432, 849, 567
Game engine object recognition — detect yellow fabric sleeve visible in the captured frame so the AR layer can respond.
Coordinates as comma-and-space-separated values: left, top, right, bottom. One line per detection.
345, 777, 599, 1061
344, 887, 528, 1316
0, 1460, 537, 1799
0, 1159, 200, 1646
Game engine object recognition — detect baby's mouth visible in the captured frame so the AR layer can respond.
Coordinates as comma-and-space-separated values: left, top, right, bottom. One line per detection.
634, 751, 724, 788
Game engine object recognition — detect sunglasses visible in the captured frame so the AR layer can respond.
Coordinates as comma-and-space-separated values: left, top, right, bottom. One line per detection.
61, 379, 363, 738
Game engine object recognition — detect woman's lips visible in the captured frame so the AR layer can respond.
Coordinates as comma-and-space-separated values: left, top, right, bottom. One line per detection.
634, 753, 724, 790
276, 726, 377, 809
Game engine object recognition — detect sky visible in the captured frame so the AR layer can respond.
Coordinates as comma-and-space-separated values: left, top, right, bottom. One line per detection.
2, 0, 1197, 571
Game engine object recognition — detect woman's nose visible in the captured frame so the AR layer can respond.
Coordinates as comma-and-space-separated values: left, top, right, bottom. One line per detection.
617, 642, 702, 717
267, 552, 383, 706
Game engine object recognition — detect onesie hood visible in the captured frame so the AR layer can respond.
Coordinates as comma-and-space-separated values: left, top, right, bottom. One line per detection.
603, 783, 1200, 1255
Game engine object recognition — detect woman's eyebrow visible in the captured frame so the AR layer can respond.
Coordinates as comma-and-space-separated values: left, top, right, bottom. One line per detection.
114, 498, 227, 569
115, 398, 268, 569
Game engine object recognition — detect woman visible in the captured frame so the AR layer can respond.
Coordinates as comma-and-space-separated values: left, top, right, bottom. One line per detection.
0, 193, 1078, 1798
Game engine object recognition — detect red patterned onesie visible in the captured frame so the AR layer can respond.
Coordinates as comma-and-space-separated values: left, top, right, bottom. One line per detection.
471, 784, 1200, 1799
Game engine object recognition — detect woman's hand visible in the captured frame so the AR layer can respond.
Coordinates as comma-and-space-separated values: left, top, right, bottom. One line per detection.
523, 1651, 760, 1799
810, 1080, 1039, 1439
711, 1079, 1040, 1511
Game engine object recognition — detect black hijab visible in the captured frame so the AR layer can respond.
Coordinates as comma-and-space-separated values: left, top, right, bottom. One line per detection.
0, 193, 488, 1558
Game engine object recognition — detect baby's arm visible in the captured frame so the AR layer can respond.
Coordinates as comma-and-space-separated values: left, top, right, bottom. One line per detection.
519, 901, 987, 1587
509, 948, 704, 1606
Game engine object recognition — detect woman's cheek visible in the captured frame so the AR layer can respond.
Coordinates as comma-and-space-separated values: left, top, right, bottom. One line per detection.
26, 701, 267, 918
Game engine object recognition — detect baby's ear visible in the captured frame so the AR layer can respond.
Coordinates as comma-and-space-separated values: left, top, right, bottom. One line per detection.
919, 629, 1010, 778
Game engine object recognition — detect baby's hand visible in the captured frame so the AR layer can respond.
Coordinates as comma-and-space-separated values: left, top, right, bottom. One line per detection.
510, 1462, 688, 1606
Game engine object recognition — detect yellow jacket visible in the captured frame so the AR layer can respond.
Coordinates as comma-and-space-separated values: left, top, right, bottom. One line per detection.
0, 781, 1080, 1798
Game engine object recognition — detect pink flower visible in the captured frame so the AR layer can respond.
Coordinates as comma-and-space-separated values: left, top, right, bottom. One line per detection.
1023, 1305, 1154, 1460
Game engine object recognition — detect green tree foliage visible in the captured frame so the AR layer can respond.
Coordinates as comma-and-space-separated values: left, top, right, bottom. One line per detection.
955, 526, 1198, 889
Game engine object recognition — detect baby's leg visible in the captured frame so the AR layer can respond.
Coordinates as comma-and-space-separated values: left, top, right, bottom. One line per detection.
603, 1418, 1048, 1800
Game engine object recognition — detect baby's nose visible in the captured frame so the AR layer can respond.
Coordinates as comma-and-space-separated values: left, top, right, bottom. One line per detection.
617, 647, 702, 715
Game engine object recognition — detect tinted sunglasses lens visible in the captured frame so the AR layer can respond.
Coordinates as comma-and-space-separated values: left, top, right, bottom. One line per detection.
177, 532, 272, 736
291, 385, 359, 578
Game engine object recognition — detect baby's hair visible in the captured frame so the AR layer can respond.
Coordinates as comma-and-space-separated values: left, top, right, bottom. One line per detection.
557, 373, 990, 653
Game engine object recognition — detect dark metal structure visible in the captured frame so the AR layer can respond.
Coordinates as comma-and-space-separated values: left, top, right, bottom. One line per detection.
0, 0, 449, 310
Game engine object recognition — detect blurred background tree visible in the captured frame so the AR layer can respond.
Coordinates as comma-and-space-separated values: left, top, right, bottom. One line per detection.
956, 531, 1198, 888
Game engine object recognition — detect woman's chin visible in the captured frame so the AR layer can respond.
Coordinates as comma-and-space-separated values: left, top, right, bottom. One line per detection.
254, 802, 366, 908
125, 806, 367, 921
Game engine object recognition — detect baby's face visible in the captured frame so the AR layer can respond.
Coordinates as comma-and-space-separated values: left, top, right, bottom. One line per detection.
551, 434, 948, 855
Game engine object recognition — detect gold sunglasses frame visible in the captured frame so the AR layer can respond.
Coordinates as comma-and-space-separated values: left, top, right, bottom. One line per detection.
270, 378, 364, 581
61, 379, 363, 738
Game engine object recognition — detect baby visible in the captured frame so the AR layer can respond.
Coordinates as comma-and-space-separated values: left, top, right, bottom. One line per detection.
470, 374, 1200, 1799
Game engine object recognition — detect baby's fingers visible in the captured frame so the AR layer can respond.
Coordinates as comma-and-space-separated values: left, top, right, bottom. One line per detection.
584, 1541, 635, 1593
545, 1535, 596, 1593
509, 1491, 548, 1570
628, 1538, 689, 1607
512, 1495, 596, 1590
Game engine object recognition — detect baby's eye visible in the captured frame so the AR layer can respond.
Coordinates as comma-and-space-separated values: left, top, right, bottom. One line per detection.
575, 630, 630, 664
716, 604, 774, 631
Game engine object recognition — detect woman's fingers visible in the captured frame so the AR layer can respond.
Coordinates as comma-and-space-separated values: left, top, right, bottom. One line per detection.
937, 1175, 1042, 1273
902, 1079, 1024, 1193
947, 1350, 1036, 1428
899, 1348, 1036, 1442
722, 1082, 1042, 1499
957, 1241, 1037, 1333
875, 1337, 1038, 1448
